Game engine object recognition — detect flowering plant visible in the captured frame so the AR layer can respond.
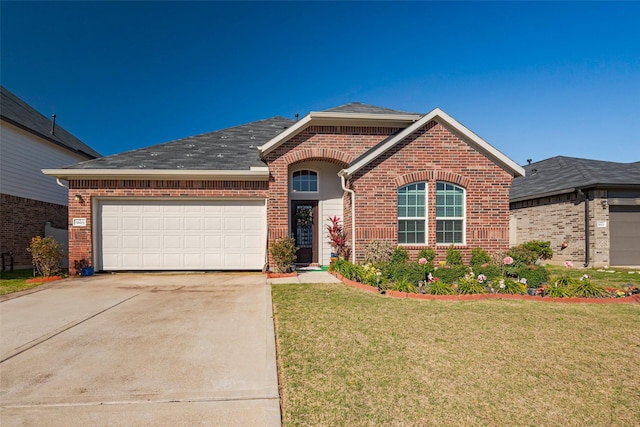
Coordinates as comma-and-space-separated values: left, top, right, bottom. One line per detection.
503, 256, 514, 265
564, 260, 574, 268
326, 216, 350, 259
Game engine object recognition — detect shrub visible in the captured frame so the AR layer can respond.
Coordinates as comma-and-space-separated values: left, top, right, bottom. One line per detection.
506, 245, 538, 266
434, 265, 469, 284
429, 280, 455, 295
390, 247, 409, 264
515, 265, 550, 288
389, 262, 424, 285
496, 279, 526, 294
473, 264, 502, 281
470, 248, 491, 266
269, 237, 297, 273
445, 245, 464, 266
27, 236, 63, 277
456, 274, 486, 294
363, 240, 395, 265
521, 240, 553, 260
417, 247, 436, 263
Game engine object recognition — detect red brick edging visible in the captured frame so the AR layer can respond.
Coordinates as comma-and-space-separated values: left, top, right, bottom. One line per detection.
331, 272, 640, 304
266, 271, 298, 279
25, 275, 63, 285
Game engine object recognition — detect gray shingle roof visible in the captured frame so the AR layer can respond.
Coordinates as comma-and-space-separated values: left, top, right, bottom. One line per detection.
510, 156, 640, 201
322, 102, 419, 115
0, 86, 101, 159
67, 116, 295, 170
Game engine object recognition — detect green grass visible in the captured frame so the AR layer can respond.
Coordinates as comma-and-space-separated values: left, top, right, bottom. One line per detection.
546, 265, 640, 288
272, 283, 640, 426
0, 269, 42, 296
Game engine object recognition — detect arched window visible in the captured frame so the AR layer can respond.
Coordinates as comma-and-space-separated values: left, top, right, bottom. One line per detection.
397, 183, 427, 244
397, 181, 466, 245
435, 182, 465, 244
292, 170, 318, 192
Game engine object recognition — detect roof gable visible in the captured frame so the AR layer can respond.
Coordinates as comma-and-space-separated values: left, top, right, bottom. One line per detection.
259, 103, 422, 157
0, 86, 101, 159
341, 108, 525, 178
510, 156, 640, 201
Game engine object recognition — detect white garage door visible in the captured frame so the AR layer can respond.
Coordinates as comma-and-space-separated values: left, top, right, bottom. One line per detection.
98, 199, 266, 271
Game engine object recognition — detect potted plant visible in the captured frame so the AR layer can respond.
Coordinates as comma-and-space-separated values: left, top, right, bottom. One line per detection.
326, 216, 350, 260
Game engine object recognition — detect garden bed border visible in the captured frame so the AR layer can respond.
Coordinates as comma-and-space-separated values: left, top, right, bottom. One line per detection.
332, 272, 640, 304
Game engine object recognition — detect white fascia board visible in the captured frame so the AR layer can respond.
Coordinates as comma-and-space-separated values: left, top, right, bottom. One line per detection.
42, 168, 271, 181
258, 114, 312, 157
343, 108, 525, 178
258, 111, 421, 157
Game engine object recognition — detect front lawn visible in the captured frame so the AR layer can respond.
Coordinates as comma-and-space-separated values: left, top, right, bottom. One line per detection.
0, 269, 40, 296
272, 283, 640, 426
546, 264, 640, 288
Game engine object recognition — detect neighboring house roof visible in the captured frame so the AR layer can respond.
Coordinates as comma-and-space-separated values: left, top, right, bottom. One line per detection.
44, 116, 294, 180
0, 86, 101, 159
510, 156, 640, 202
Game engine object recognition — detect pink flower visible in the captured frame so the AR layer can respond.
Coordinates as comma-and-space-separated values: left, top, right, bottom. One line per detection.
419, 258, 427, 265
564, 261, 573, 268
503, 256, 514, 265
477, 274, 487, 283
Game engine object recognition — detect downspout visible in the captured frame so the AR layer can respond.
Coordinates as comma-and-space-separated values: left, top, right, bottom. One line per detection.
581, 189, 590, 267
56, 178, 68, 189
340, 174, 356, 263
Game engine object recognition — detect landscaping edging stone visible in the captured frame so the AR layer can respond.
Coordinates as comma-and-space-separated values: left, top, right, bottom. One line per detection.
25, 275, 63, 284
266, 271, 298, 279
331, 272, 640, 304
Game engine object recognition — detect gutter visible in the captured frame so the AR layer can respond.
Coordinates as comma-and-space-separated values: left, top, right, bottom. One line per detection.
42, 167, 271, 181
340, 173, 356, 263
581, 189, 590, 267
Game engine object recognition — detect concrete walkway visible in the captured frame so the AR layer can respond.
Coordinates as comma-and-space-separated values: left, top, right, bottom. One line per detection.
1, 273, 281, 427
267, 270, 343, 285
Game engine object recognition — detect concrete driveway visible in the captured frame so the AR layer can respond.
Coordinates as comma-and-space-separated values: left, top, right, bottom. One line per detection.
0, 273, 281, 426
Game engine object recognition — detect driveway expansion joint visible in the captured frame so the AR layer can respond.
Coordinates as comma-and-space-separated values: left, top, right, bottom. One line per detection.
0, 293, 141, 363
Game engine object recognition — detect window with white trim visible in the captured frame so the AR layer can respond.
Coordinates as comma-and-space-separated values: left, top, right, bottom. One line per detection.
292, 170, 318, 192
397, 183, 427, 244
435, 182, 465, 244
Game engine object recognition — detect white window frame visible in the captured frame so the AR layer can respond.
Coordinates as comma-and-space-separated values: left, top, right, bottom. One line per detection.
291, 169, 319, 193
435, 181, 466, 245
397, 182, 428, 245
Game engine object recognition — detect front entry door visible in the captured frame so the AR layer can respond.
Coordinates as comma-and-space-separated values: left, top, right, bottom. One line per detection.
291, 201, 318, 264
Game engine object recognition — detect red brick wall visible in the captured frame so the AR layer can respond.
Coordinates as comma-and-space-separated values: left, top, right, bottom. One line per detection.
265, 122, 514, 265
0, 193, 67, 269
67, 180, 268, 274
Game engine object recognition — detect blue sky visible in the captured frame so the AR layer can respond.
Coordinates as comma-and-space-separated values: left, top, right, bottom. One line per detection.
2, 1, 639, 165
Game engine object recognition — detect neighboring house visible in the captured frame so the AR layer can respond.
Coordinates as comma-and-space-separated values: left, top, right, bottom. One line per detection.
0, 86, 101, 269
510, 156, 640, 267
44, 103, 525, 274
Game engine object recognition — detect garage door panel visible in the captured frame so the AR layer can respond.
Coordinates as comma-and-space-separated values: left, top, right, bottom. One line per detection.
610, 206, 640, 266
99, 199, 266, 270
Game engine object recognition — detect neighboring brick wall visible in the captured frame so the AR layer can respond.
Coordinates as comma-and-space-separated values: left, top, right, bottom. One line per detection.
67, 180, 268, 275
0, 193, 67, 269
265, 122, 515, 265
509, 190, 610, 267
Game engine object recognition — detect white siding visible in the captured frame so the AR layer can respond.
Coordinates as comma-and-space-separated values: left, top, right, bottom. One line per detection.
0, 122, 87, 205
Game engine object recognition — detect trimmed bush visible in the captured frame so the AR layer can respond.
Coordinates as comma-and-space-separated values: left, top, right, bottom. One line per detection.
270, 237, 297, 273
473, 264, 502, 281
445, 245, 464, 266
434, 265, 469, 284
515, 265, 550, 288
417, 247, 436, 263
470, 248, 491, 266
27, 236, 63, 277
521, 240, 553, 260
390, 247, 409, 264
